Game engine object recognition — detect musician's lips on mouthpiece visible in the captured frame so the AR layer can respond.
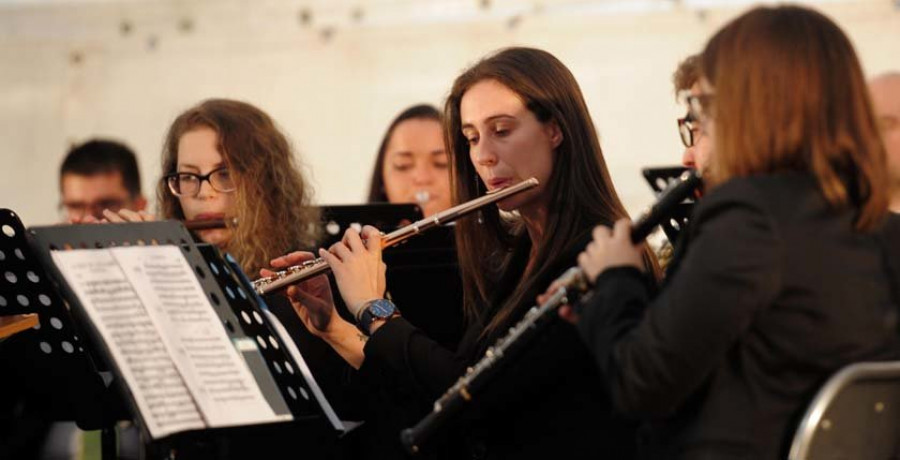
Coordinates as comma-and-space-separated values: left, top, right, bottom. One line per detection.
193, 212, 226, 220
414, 190, 431, 203
486, 177, 514, 194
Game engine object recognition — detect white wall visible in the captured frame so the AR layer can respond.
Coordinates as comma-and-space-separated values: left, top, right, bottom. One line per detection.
1, 0, 898, 226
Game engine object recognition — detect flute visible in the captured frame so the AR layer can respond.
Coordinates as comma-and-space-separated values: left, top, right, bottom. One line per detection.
183, 217, 237, 231
252, 177, 540, 295
400, 169, 702, 454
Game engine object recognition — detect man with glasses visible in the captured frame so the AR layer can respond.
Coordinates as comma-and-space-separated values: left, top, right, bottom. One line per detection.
672, 54, 713, 173
869, 72, 900, 212
46, 139, 147, 459
59, 139, 147, 223
652, 55, 714, 272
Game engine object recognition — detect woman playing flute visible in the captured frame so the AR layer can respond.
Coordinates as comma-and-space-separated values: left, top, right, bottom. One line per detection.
272, 47, 659, 458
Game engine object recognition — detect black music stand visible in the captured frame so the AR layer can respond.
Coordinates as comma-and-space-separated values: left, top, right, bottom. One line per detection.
317, 203, 422, 248
314, 203, 462, 348
0, 210, 126, 459
382, 226, 464, 350
0, 210, 341, 459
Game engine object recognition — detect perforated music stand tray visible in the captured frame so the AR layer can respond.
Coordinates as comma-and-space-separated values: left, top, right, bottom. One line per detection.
0, 209, 340, 459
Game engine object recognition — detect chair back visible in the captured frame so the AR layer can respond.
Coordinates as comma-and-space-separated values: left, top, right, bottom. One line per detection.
789, 361, 900, 460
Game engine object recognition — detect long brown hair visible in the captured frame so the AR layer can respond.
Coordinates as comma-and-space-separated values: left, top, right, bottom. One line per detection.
366, 104, 442, 203
701, 5, 888, 230
445, 47, 659, 336
158, 99, 320, 274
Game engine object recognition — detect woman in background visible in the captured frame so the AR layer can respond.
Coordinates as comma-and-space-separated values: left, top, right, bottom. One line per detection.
155, 99, 319, 274
366, 104, 452, 217
274, 47, 659, 458
105, 99, 353, 458
104, 98, 319, 275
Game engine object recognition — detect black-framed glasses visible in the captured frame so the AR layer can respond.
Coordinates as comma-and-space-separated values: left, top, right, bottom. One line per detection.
677, 115, 699, 148
165, 167, 236, 197
59, 198, 129, 220
684, 93, 715, 121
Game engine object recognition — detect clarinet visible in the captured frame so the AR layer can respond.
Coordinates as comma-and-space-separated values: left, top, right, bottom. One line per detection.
400, 169, 702, 454
252, 178, 540, 295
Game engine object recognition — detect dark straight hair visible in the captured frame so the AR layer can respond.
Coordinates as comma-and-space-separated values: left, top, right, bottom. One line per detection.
444, 47, 660, 336
367, 104, 442, 203
60, 139, 142, 198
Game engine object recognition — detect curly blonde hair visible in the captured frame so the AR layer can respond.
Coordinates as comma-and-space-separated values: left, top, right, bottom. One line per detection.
157, 99, 320, 275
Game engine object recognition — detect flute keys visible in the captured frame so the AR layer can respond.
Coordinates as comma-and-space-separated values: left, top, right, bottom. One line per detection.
251, 257, 330, 294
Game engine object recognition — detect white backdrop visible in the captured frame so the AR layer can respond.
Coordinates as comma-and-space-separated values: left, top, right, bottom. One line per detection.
1, 0, 898, 226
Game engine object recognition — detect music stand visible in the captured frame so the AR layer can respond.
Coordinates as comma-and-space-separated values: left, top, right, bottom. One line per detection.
318, 203, 422, 248
0, 210, 341, 459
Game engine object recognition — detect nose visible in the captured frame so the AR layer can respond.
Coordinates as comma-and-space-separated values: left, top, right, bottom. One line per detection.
682, 147, 696, 168
88, 205, 106, 220
471, 140, 498, 167
195, 179, 216, 199
411, 163, 435, 186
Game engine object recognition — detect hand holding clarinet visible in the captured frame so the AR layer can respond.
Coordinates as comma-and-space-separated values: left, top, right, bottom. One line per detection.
538, 219, 646, 323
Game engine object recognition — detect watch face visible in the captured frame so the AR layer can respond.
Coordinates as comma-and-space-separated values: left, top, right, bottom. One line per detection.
370, 300, 396, 318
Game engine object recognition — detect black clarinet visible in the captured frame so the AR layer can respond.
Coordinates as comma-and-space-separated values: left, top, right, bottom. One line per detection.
400, 169, 702, 454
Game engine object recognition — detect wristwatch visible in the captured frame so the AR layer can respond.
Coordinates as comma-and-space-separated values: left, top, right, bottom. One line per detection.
356, 299, 399, 335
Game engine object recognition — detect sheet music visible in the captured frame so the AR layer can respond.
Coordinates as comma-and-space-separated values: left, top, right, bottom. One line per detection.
52, 246, 288, 439
112, 246, 284, 428
51, 250, 204, 439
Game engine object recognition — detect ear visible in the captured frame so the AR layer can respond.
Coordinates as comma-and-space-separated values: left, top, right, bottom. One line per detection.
546, 121, 564, 149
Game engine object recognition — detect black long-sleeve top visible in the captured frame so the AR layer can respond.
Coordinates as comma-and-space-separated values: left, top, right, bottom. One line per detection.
358, 229, 637, 459
577, 172, 900, 459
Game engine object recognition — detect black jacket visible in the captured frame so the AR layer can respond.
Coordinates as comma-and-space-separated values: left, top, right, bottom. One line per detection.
577, 172, 900, 459
358, 229, 637, 459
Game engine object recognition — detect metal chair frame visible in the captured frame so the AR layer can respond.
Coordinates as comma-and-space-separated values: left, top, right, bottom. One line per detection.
789, 361, 900, 460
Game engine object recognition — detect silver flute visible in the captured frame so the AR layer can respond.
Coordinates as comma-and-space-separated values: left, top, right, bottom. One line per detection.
400, 169, 702, 454
252, 177, 540, 295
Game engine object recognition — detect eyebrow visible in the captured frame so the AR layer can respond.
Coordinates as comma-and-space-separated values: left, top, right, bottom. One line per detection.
461, 114, 517, 131
177, 161, 225, 171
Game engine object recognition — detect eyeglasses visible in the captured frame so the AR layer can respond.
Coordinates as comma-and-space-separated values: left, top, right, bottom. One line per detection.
59, 198, 129, 220
677, 115, 700, 148
165, 167, 236, 197
684, 93, 716, 122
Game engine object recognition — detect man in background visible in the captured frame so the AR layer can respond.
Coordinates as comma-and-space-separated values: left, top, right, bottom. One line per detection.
59, 139, 147, 222
17, 139, 147, 459
672, 54, 712, 173
869, 72, 900, 212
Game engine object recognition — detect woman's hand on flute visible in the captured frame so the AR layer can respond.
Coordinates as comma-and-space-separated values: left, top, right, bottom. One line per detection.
319, 225, 387, 320
536, 280, 580, 325
264, 251, 340, 337
266, 251, 368, 369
